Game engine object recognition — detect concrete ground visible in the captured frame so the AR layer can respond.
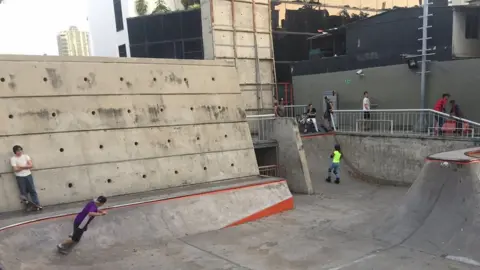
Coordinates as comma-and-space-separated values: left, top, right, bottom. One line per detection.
1, 176, 477, 270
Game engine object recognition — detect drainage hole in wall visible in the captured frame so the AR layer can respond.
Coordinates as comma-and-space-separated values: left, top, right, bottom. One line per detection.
51, 112, 56, 117
67, 183, 73, 188
120, 77, 124, 81
167, 139, 171, 143
224, 134, 228, 138
190, 107, 194, 111
204, 167, 207, 170
107, 179, 112, 183
142, 174, 147, 179
153, 77, 157, 82
83, 77, 88, 82
211, 77, 215, 81
231, 163, 234, 167
0, 78, 4, 82
8, 114, 13, 119
59, 148, 64, 152
99, 144, 104, 149
91, 111, 96, 115
127, 109, 131, 113
196, 136, 200, 140
43, 77, 48, 82
160, 108, 164, 112
218, 106, 221, 109
175, 170, 179, 174
134, 141, 139, 146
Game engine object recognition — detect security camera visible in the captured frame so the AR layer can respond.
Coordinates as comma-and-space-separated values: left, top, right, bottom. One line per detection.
356, 69, 364, 76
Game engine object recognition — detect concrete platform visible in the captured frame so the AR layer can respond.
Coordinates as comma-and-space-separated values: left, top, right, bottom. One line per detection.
1, 145, 480, 269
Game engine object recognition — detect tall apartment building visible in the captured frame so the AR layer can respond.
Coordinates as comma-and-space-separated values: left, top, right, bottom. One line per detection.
57, 26, 91, 56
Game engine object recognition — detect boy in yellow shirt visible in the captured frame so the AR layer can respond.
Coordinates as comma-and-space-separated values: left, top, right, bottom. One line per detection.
326, 144, 342, 184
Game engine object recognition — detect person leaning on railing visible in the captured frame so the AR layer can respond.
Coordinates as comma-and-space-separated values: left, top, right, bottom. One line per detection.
274, 101, 285, 117
449, 100, 464, 135
433, 93, 450, 135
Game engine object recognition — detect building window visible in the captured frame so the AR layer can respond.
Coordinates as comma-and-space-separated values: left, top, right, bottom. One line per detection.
465, 12, 479, 39
113, 0, 124, 32
118, 44, 127, 57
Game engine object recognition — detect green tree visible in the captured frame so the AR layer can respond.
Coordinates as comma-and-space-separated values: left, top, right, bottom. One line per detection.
181, 0, 200, 9
136, 0, 170, 15
358, 11, 369, 19
152, 0, 170, 14
135, 0, 149, 16
338, 9, 350, 24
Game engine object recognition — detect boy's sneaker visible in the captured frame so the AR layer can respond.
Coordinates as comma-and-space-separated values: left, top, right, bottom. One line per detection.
326, 177, 331, 183
334, 179, 340, 184
57, 244, 65, 250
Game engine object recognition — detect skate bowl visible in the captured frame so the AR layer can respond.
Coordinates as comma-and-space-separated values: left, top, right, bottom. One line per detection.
0, 177, 293, 270
301, 133, 480, 266
369, 147, 480, 265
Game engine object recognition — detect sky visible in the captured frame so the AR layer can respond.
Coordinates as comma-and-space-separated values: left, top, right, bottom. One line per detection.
0, 0, 89, 55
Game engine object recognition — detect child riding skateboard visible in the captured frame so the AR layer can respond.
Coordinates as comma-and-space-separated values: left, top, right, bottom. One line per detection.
57, 196, 108, 254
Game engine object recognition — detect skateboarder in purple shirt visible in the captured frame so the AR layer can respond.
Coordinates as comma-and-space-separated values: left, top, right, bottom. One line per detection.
57, 196, 108, 253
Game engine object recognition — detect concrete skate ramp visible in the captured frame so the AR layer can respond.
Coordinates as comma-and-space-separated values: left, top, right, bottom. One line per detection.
0, 178, 293, 270
374, 147, 480, 264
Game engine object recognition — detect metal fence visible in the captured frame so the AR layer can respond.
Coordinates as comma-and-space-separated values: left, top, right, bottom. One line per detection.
246, 114, 276, 142
281, 105, 307, 118
258, 165, 285, 178
332, 109, 480, 138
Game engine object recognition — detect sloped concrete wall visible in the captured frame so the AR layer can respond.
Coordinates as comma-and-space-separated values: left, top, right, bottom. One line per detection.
271, 118, 312, 194
0, 55, 259, 212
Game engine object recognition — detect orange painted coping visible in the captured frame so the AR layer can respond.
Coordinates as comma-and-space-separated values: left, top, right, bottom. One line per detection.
225, 197, 294, 227
0, 179, 292, 232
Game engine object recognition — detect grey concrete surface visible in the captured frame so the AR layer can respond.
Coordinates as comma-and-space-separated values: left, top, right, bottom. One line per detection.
271, 118, 313, 194
0, 56, 259, 212
201, 0, 274, 113
335, 134, 479, 185
1, 146, 479, 269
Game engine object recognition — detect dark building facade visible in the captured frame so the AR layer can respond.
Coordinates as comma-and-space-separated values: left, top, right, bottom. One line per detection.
126, 9, 203, 59
293, 7, 455, 76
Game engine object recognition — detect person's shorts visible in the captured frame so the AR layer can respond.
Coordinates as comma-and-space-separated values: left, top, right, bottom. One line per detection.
71, 223, 85, 242
363, 112, 371, 119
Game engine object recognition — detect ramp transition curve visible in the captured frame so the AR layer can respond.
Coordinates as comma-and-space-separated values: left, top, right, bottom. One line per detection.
373, 147, 480, 265
0, 178, 293, 270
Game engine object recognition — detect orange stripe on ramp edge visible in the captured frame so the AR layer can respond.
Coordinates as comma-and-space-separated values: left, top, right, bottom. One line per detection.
225, 197, 294, 228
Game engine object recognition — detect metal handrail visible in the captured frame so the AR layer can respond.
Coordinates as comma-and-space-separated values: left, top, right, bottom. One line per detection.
246, 114, 275, 119
332, 109, 480, 127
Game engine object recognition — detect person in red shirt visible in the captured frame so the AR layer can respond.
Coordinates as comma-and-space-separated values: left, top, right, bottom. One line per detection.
433, 93, 450, 135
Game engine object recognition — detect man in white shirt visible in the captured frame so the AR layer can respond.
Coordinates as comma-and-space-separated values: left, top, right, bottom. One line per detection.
11, 145, 42, 209
362, 91, 371, 131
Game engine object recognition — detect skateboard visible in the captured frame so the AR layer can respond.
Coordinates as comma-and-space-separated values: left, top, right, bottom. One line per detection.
56, 232, 78, 255
57, 242, 77, 255
20, 195, 42, 212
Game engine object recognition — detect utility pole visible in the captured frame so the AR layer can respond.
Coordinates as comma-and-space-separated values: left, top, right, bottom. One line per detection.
418, 0, 434, 129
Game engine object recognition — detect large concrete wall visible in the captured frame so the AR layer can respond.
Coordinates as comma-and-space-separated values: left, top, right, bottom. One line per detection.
0, 55, 259, 212
201, 0, 275, 114
293, 58, 480, 122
